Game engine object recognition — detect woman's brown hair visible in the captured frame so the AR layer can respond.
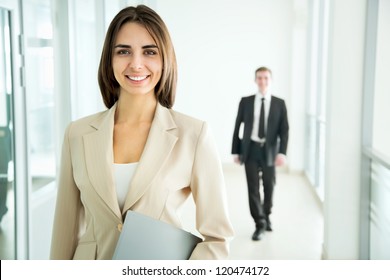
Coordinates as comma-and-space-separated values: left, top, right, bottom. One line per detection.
98, 5, 177, 109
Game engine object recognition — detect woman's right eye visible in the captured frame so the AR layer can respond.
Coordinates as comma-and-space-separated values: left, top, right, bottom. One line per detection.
117, 49, 130, 55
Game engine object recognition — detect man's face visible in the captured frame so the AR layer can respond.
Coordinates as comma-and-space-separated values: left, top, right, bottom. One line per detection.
255, 70, 272, 93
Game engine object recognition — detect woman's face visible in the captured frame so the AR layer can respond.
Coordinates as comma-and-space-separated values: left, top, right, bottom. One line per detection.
112, 22, 162, 97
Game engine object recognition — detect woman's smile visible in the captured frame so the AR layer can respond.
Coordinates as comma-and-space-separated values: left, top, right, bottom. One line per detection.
127, 75, 149, 81
125, 74, 151, 85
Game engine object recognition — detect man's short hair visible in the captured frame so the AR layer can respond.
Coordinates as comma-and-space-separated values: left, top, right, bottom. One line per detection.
255, 66, 272, 77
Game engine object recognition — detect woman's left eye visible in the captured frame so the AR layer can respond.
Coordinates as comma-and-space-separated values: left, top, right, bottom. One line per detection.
144, 50, 157, 56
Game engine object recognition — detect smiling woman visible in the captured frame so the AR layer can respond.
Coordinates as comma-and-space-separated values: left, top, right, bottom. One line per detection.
50, 5, 234, 260
98, 5, 177, 109
112, 23, 162, 98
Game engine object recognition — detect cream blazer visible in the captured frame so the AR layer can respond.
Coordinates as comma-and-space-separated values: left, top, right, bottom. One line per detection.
50, 103, 234, 260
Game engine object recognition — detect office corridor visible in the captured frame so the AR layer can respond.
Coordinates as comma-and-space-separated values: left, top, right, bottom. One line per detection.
1, 0, 389, 261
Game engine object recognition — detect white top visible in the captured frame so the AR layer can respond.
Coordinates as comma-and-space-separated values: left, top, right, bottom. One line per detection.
251, 91, 272, 143
114, 162, 138, 210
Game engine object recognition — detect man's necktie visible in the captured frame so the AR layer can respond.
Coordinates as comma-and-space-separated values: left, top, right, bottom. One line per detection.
258, 97, 265, 139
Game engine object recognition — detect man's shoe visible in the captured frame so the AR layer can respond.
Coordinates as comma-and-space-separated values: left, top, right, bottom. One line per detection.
252, 227, 265, 241
265, 217, 273, 231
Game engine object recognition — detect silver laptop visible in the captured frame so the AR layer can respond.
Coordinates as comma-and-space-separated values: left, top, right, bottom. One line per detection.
112, 210, 202, 260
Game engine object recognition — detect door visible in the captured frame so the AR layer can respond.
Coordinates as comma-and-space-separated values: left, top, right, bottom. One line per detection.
21, 0, 57, 259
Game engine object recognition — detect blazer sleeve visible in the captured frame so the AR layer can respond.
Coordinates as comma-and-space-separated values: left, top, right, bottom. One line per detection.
278, 100, 289, 155
50, 123, 83, 259
189, 122, 235, 260
231, 99, 244, 155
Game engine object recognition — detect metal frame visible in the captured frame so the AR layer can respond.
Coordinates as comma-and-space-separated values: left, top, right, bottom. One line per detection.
359, 0, 379, 260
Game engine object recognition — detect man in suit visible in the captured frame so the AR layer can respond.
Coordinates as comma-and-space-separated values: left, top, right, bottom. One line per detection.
232, 66, 289, 241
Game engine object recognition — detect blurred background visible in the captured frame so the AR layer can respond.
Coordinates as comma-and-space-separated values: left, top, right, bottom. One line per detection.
0, 0, 389, 259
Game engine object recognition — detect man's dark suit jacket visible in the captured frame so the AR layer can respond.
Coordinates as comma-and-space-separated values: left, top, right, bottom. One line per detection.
232, 95, 289, 166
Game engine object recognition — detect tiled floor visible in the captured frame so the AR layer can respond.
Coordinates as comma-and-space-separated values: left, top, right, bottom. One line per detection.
180, 164, 324, 260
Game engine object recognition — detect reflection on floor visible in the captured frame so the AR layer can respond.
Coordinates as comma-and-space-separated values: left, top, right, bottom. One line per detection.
180, 164, 324, 260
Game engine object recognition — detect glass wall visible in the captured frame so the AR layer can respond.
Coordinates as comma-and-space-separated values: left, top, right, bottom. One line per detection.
0, 0, 136, 260
23, 0, 56, 191
371, 0, 390, 158
369, 0, 390, 258
305, 0, 329, 201
369, 161, 390, 259
21, 0, 57, 259
0, 7, 15, 260
69, 0, 105, 119
361, 0, 390, 260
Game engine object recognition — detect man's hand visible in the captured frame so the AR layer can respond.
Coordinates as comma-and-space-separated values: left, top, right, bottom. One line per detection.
233, 155, 241, 165
275, 154, 287, 167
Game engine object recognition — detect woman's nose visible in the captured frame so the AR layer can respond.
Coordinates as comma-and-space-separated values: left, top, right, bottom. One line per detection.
129, 53, 143, 70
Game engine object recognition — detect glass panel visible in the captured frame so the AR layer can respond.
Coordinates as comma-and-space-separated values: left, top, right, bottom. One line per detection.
304, 0, 327, 201
318, 0, 329, 119
317, 121, 326, 200
22, 0, 57, 259
0, 8, 15, 260
23, 0, 55, 191
370, 161, 390, 259
372, 0, 390, 158
307, 0, 319, 116
305, 116, 317, 185
71, 0, 104, 119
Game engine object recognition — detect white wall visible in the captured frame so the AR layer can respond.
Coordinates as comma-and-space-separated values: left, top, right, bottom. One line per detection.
372, 0, 390, 158
323, 0, 366, 259
156, 0, 295, 164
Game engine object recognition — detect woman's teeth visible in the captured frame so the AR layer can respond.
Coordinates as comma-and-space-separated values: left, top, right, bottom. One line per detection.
127, 75, 148, 81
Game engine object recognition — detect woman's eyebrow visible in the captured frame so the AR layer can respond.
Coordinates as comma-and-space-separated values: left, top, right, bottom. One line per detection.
113, 44, 158, 49
114, 44, 130, 48
142, 44, 158, 49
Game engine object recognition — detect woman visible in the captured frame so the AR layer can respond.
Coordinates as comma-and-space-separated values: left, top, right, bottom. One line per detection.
50, 5, 234, 260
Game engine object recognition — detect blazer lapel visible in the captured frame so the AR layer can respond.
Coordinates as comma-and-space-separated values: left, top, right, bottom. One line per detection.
83, 103, 122, 220
121, 104, 178, 215
246, 95, 255, 132
267, 96, 276, 141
